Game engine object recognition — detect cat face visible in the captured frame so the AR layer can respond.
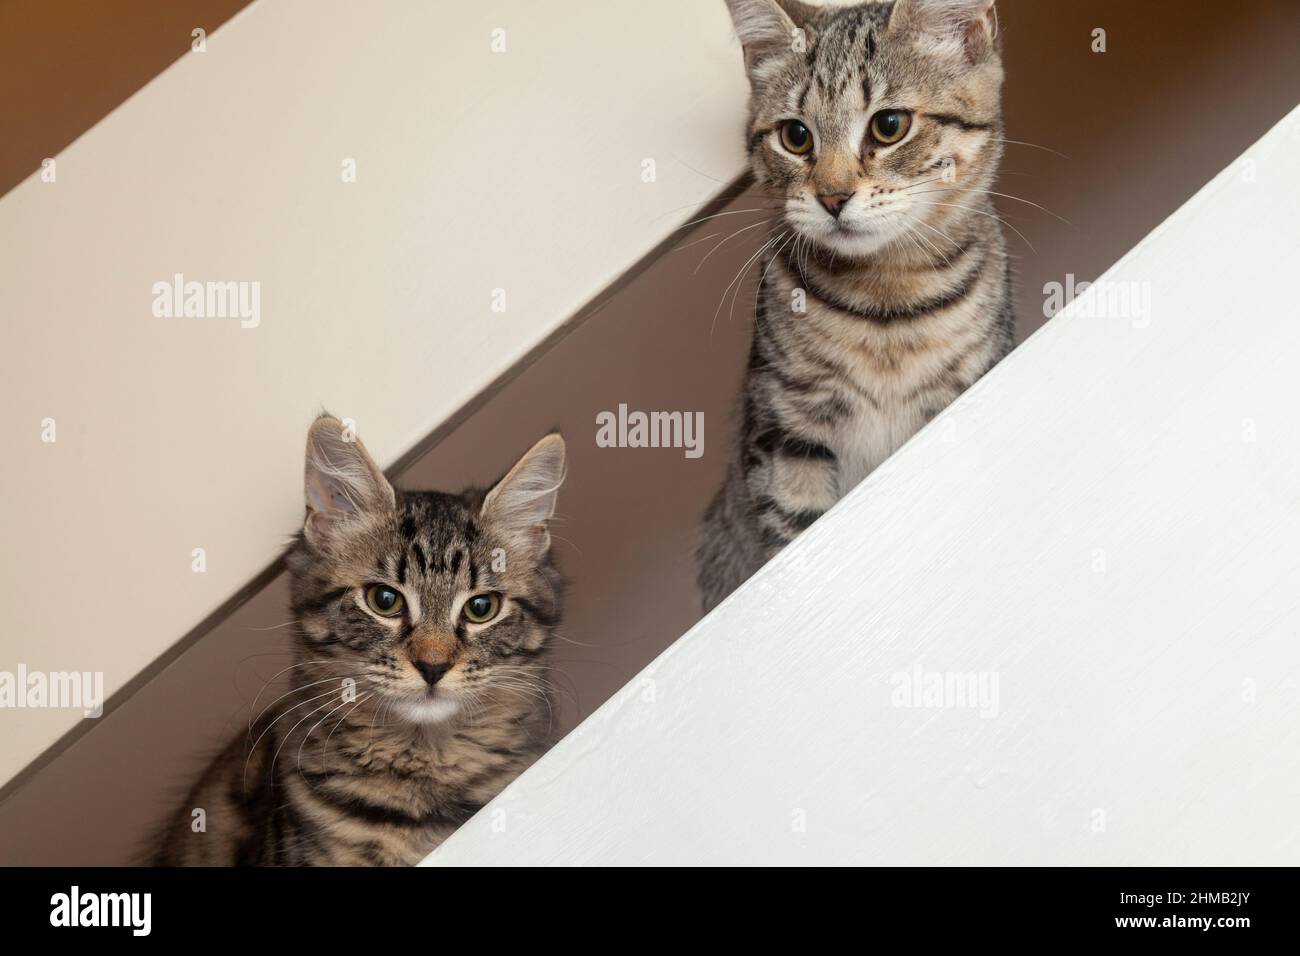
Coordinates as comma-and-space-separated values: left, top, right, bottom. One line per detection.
728, 0, 1004, 258
287, 417, 565, 725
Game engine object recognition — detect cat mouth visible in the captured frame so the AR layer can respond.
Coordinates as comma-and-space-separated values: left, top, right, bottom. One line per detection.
389, 688, 463, 724
832, 211, 903, 236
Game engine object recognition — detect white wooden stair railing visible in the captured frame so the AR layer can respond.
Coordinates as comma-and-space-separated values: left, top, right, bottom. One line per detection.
425, 106, 1300, 866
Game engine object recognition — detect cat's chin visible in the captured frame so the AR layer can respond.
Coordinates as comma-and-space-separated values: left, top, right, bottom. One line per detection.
387, 692, 462, 724
799, 222, 901, 261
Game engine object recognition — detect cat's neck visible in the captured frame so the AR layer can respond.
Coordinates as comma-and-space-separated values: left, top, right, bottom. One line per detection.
777, 200, 999, 318
326, 686, 538, 752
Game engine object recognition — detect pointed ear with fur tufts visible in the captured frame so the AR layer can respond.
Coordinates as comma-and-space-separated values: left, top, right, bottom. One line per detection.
723, 0, 819, 79
890, 0, 999, 64
302, 415, 395, 547
480, 434, 567, 559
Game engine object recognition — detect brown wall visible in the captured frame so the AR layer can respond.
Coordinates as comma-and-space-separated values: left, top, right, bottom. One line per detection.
0, 0, 251, 198
997, 0, 1300, 339
1, 1, 1298, 864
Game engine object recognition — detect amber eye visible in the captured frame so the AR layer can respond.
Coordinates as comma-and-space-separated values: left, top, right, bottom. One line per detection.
779, 120, 814, 155
869, 110, 912, 145
364, 584, 405, 618
462, 592, 501, 624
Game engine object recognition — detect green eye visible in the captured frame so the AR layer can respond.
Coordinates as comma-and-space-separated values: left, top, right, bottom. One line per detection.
364, 584, 405, 618
870, 109, 912, 145
461, 592, 501, 624
779, 120, 814, 155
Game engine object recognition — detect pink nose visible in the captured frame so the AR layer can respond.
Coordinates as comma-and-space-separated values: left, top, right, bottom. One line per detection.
818, 192, 853, 218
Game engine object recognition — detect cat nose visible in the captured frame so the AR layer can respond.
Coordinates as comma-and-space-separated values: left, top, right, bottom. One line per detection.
414, 660, 451, 687
818, 192, 853, 218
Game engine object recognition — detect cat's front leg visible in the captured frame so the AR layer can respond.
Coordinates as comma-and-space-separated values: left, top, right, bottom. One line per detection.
744, 419, 840, 559
696, 411, 838, 612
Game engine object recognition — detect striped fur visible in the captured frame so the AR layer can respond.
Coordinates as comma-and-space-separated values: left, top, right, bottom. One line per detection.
154, 418, 566, 866
699, 0, 1014, 610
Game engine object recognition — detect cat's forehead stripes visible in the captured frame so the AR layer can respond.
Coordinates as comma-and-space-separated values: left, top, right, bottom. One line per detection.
389, 492, 480, 587
792, 4, 894, 141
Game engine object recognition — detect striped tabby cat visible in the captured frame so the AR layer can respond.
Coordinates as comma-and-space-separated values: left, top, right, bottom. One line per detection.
699, 0, 1014, 610
155, 417, 566, 865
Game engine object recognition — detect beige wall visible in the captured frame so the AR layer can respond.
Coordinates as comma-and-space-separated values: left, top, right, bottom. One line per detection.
0, 0, 747, 791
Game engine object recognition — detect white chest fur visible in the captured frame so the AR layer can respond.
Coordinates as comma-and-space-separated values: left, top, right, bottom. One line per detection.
835, 398, 928, 496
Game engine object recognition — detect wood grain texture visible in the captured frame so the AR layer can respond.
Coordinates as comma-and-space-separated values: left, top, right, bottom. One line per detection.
0, 0, 747, 787
426, 107, 1300, 866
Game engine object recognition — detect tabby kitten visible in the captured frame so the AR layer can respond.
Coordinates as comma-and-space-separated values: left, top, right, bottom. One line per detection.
155, 416, 566, 866
699, 0, 1014, 610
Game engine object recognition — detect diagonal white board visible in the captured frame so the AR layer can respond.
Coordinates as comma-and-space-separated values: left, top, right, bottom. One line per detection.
426, 106, 1300, 866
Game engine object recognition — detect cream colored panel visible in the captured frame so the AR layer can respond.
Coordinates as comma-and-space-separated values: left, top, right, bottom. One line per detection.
0, 0, 747, 786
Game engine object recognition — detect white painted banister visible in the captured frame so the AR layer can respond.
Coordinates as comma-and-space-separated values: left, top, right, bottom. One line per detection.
426, 107, 1300, 866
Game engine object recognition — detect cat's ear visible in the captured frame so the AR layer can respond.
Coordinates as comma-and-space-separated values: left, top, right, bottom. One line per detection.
890, 0, 999, 64
724, 0, 818, 77
480, 434, 566, 558
303, 415, 395, 546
